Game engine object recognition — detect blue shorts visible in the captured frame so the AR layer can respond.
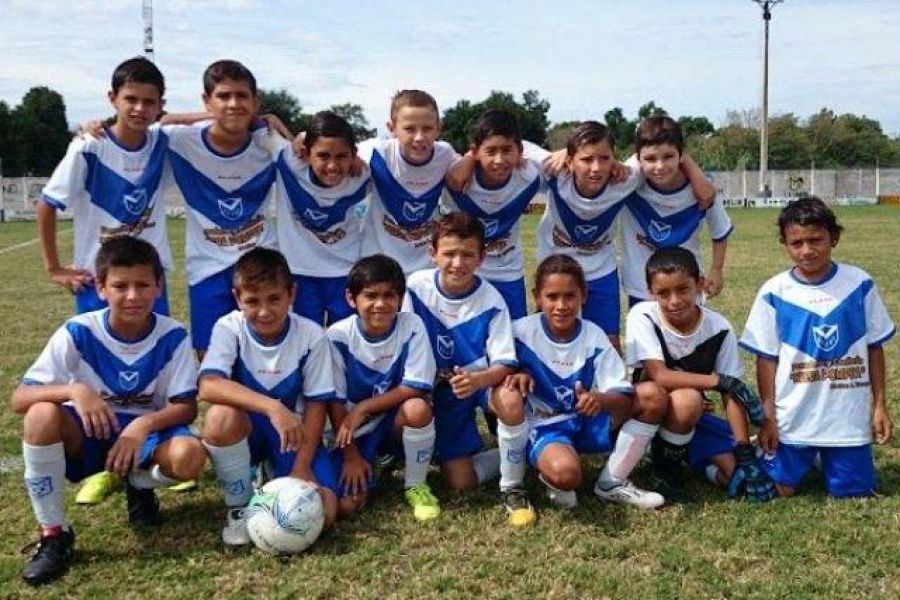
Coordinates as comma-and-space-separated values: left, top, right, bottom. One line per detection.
247, 410, 339, 495
76, 274, 170, 316
487, 277, 527, 320
527, 413, 613, 467
292, 274, 353, 327
432, 385, 484, 462
583, 270, 621, 335
687, 413, 738, 471
327, 410, 397, 497
188, 266, 237, 351
762, 442, 876, 497
62, 405, 194, 483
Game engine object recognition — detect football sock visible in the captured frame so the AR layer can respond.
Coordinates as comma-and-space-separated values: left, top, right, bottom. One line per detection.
129, 464, 178, 490
497, 420, 529, 492
402, 420, 435, 488
659, 427, 694, 446
599, 419, 658, 486
204, 438, 252, 507
705, 464, 721, 485
472, 448, 500, 484
23, 442, 66, 529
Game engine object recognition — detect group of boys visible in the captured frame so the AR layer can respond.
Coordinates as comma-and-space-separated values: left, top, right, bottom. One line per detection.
14, 54, 895, 586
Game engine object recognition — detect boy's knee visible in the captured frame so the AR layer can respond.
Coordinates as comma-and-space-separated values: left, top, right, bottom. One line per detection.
163, 437, 207, 480
202, 405, 249, 445
399, 397, 432, 428
634, 382, 668, 421
23, 402, 66, 444
541, 459, 581, 491
668, 389, 704, 422
490, 386, 525, 425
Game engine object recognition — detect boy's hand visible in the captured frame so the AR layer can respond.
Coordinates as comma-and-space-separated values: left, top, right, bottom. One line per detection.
873, 405, 893, 444
267, 404, 304, 453
542, 149, 568, 177
106, 417, 151, 478
79, 120, 107, 139
349, 154, 366, 177
256, 113, 293, 139
336, 404, 371, 448
574, 382, 602, 417
704, 267, 724, 298
758, 417, 779, 455
445, 150, 476, 192
339, 446, 373, 498
609, 161, 632, 184
503, 373, 534, 396
292, 132, 306, 159
450, 366, 481, 399
291, 463, 318, 486
49, 266, 93, 294
728, 443, 776, 503
71, 382, 119, 440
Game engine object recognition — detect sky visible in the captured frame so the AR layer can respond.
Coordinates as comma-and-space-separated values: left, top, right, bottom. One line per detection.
1, 0, 899, 136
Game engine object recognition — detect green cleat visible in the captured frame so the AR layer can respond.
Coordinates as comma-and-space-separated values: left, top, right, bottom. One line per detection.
75, 471, 119, 505
405, 484, 441, 522
165, 479, 198, 493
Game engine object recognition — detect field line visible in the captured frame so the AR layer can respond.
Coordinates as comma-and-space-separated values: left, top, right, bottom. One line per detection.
0, 226, 72, 255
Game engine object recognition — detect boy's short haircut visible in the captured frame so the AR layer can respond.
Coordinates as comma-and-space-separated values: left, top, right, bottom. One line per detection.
534, 254, 587, 296
95, 236, 164, 284
232, 247, 292, 292
346, 254, 406, 298
635, 116, 683, 155
203, 59, 257, 96
304, 110, 356, 152
777, 196, 843, 240
111, 56, 165, 97
567, 121, 614, 155
390, 89, 439, 122
645, 247, 701, 288
431, 212, 485, 250
472, 109, 522, 147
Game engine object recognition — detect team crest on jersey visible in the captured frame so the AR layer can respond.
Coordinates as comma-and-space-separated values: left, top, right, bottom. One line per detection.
123, 188, 148, 215
373, 380, 390, 396
402, 201, 427, 222
218, 197, 244, 221
303, 207, 329, 227
118, 370, 140, 392
649, 219, 672, 242
26, 476, 54, 498
479, 218, 500, 238
436, 335, 455, 360
575, 224, 599, 240
812, 323, 839, 351
554, 385, 574, 409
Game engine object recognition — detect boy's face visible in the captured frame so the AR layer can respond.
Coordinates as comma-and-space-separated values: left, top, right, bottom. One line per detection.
234, 282, 295, 342
566, 141, 614, 197
97, 264, 161, 333
534, 274, 584, 340
429, 235, 484, 295
638, 143, 684, 190
475, 135, 521, 188
346, 282, 401, 338
649, 270, 703, 331
108, 82, 164, 133
308, 136, 354, 188
203, 78, 259, 136
782, 224, 836, 281
388, 105, 440, 164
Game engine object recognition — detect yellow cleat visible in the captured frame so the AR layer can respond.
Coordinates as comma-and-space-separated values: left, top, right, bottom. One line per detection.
405, 484, 441, 521
502, 487, 537, 527
75, 471, 119, 505
166, 479, 198, 492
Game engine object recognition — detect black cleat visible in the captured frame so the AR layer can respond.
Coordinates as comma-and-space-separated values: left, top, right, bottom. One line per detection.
126, 482, 162, 527
21, 528, 75, 586
649, 436, 695, 504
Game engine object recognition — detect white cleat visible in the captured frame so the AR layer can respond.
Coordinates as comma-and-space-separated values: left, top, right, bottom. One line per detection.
221, 507, 251, 546
594, 479, 665, 510
540, 475, 578, 509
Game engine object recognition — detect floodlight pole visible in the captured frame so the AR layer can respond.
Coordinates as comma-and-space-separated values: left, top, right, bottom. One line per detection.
142, 0, 154, 62
753, 0, 782, 197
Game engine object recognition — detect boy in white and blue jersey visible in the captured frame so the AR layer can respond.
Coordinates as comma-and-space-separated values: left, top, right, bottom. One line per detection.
199, 248, 340, 546
444, 109, 542, 319
13, 238, 206, 586
39, 57, 173, 315
510, 255, 667, 510
403, 213, 536, 527
741, 198, 895, 498
326, 255, 440, 522
621, 116, 728, 306
165, 60, 278, 352
274, 111, 370, 325
358, 90, 460, 275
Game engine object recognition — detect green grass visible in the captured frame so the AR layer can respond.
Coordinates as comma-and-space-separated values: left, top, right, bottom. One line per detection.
1, 207, 899, 598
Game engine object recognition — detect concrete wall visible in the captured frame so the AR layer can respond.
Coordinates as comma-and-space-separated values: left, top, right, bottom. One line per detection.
708, 168, 900, 200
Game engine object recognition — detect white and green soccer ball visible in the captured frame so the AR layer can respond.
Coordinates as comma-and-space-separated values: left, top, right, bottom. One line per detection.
246, 476, 325, 554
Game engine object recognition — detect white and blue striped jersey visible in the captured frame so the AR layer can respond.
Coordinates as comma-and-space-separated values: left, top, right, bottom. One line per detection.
447, 161, 542, 282
513, 313, 632, 427
357, 138, 459, 274
326, 312, 435, 438
22, 309, 197, 415
42, 128, 174, 274
165, 122, 278, 286
200, 311, 337, 414
740, 264, 895, 446
274, 139, 370, 277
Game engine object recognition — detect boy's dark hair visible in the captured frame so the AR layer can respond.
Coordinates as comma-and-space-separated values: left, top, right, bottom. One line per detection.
390, 89, 439, 122
95, 236, 163, 283
232, 247, 292, 292
534, 255, 587, 296
431, 212, 485, 250
304, 110, 356, 153
635, 116, 683, 155
777, 196, 843, 241
472, 109, 522, 147
567, 121, 614, 155
111, 57, 165, 97
203, 60, 257, 96
645, 247, 701, 288
346, 254, 406, 298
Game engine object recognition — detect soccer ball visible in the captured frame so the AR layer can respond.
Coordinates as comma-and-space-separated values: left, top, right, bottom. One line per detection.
246, 477, 325, 554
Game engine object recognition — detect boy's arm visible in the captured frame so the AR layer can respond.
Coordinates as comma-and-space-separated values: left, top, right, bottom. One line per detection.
445, 151, 476, 192
869, 346, 892, 444
292, 401, 327, 483
335, 385, 424, 448
681, 153, 716, 209
37, 201, 93, 293
11, 382, 120, 440
639, 359, 718, 391
105, 400, 197, 477
755, 356, 779, 454
449, 364, 514, 399
723, 394, 751, 444
705, 239, 728, 298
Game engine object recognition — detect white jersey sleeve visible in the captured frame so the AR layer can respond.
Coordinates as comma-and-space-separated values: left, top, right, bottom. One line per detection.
199, 317, 239, 378
593, 342, 632, 394
302, 329, 336, 402
160, 333, 199, 401
624, 302, 666, 366
705, 196, 734, 241
487, 296, 518, 368
715, 329, 745, 379
22, 327, 80, 385
740, 284, 780, 360
42, 138, 90, 211
865, 280, 896, 346
404, 314, 437, 389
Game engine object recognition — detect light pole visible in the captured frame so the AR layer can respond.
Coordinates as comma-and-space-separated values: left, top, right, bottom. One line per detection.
752, 0, 783, 198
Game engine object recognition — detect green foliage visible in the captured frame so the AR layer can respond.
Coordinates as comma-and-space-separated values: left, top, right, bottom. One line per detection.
0, 87, 70, 177
257, 88, 311, 135
329, 102, 376, 142
440, 90, 551, 153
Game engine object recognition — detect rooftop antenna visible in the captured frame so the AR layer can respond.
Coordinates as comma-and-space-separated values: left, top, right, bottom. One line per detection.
142, 0, 154, 62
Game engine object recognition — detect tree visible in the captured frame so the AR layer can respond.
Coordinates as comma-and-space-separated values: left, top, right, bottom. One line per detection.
257, 88, 310, 135
604, 107, 634, 155
7, 87, 70, 176
440, 91, 551, 153
329, 102, 375, 141
0, 100, 10, 175
678, 115, 715, 139
546, 120, 580, 151
767, 113, 810, 169
637, 101, 668, 120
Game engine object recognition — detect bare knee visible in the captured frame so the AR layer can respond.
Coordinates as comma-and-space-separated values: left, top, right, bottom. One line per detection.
23, 402, 67, 445
634, 382, 668, 423
442, 461, 478, 491
666, 389, 704, 431
490, 386, 525, 426
202, 405, 249, 446
398, 397, 432, 428
539, 449, 582, 491
159, 437, 207, 480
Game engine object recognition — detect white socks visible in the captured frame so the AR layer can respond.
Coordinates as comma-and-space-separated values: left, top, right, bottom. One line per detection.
129, 464, 179, 490
497, 420, 529, 491
204, 438, 252, 507
23, 442, 66, 528
659, 427, 695, 446
599, 419, 659, 486
402, 420, 436, 488
472, 448, 501, 483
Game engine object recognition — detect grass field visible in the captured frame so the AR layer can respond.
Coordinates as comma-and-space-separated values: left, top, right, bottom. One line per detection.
1, 207, 899, 599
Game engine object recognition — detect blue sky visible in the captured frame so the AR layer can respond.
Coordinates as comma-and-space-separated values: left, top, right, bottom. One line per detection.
1, 0, 899, 135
